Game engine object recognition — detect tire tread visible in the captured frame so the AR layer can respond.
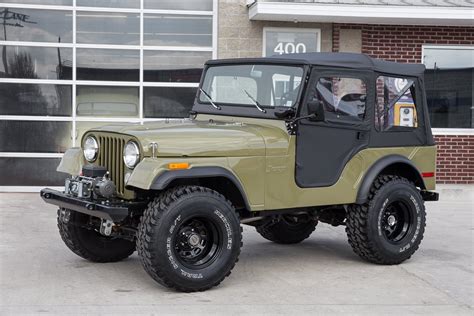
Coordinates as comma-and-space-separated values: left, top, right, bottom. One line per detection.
57, 210, 135, 263
345, 175, 426, 265
136, 185, 242, 292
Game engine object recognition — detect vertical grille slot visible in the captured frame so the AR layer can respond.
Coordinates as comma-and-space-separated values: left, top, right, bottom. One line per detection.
97, 135, 126, 196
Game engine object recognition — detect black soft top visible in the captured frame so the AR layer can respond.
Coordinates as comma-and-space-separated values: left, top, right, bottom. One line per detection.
206, 52, 425, 77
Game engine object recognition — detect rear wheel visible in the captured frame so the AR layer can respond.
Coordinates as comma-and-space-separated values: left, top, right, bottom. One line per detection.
256, 214, 317, 244
57, 209, 135, 262
137, 186, 242, 292
345, 175, 426, 265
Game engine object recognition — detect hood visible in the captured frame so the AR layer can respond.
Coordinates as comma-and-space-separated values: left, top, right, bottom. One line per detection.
88, 118, 289, 157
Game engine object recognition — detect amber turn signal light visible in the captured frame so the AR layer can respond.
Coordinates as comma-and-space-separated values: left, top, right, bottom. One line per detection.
168, 162, 190, 170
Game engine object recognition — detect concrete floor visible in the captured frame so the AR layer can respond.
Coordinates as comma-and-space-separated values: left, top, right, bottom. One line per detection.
0, 185, 473, 315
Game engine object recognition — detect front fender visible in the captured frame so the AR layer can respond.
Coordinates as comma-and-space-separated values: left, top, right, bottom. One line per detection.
57, 147, 83, 175
126, 157, 264, 211
126, 157, 229, 190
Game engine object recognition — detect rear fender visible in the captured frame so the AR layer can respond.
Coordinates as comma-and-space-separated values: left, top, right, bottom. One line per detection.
356, 155, 426, 204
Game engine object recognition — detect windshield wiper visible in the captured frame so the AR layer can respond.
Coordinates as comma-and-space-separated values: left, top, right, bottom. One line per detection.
243, 89, 266, 113
199, 88, 221, 110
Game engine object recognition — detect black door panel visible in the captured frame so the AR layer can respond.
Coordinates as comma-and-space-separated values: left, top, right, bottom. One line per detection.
296, 122, 369, 187
295, 69, 374, 188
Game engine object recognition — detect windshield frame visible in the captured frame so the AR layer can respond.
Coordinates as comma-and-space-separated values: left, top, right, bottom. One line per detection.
193, 61, 309, 120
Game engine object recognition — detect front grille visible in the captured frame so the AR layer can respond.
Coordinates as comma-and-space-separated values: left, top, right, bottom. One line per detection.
97, 135, 126, 196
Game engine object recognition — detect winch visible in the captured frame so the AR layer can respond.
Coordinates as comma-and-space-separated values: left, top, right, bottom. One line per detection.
65, 165, 116, 199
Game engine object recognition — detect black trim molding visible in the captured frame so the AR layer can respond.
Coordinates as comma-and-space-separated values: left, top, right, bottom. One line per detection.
150, 166, 251, 211
355, 155, 426, 204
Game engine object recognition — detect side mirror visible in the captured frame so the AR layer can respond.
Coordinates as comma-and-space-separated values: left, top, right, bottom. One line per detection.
307, 101, 325, 122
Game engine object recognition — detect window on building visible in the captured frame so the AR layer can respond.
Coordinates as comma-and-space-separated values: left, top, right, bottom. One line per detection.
423, 45, 473, 129
375, 76, 418, 131
0, 120, 72, 153
144, 87, 196, 118
0, 157, 67, 186
0, 46, 72, 80
314, 77, 366, 121
144, 15, 212, 47
76, 0, 139, 8
0, 8, 72, 43
76, 86, 139, 117
263, 27, 320, 57
76, 11, 140, 45
76, 49, 140, 81
0, 83, 72, 116
143, 51, 210, 82
144, 0, 213, 11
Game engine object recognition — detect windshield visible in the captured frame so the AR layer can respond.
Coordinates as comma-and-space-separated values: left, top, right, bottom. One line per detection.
199, 64, 304, 108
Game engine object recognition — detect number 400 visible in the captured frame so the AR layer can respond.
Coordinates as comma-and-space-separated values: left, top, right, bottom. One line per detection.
274, 42, 307, 54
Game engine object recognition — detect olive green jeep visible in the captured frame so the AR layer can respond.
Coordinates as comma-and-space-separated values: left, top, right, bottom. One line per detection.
41, 52, 439, 292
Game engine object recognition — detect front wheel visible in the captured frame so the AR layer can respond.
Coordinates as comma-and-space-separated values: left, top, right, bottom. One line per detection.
57, 209, 135, 262
136, 186, 242, 292
346, 175, 426, 265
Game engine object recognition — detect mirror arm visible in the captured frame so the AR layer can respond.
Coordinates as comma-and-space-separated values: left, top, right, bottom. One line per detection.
285, 114, 317, 135
290, 114, 317, 125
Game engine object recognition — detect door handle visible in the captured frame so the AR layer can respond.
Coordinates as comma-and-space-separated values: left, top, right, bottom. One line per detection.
357, 131, 368, 140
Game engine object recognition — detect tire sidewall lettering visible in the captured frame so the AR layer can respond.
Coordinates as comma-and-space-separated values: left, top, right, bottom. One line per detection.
166, 215, 182, 269
214, 209, 233, 250
166, 236, 179, 270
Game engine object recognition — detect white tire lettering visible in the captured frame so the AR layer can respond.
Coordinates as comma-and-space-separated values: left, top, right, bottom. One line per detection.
214, 209, 233, 250
166, 237, 178, 269
180, 269, 203, 279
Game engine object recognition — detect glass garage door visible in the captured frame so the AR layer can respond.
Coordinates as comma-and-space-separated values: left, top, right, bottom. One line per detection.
0, 0, 216, 190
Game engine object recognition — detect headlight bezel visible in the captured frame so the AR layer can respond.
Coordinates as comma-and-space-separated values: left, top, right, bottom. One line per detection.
83, 136, 99, 162
123, 141, 140, 169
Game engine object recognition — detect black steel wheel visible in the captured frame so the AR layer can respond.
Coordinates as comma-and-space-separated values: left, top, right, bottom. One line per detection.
346, 175, 426, 265
381, 200, 412, 243
174, 217, 220, 268
137, 186, 242, 292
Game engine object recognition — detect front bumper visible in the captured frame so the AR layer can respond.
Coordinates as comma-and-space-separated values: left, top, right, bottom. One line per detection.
40, 188, 144, 222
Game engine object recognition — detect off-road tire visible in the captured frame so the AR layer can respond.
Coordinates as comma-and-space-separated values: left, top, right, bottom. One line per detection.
136, 186, 242, 292
57, 209, 135, 262
346, 175, 426, 265
256, 215, 317, 244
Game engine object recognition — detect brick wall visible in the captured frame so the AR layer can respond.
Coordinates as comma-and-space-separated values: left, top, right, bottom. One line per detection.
333, 24, 474, 62
333, 24, 474, 184
435, 135, 474, 184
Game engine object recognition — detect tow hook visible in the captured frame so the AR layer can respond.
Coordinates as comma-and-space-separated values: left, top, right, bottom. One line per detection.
100, 219, 114, 236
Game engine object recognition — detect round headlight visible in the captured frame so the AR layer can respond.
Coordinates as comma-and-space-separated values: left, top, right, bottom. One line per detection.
123, 141, 140, 169
83, 136, 99, 162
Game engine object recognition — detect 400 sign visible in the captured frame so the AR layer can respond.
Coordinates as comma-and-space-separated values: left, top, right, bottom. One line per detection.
273, 42, 307, 55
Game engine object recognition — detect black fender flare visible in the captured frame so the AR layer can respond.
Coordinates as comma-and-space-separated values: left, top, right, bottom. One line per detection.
355, 154, 425, 204
150, 166, 251, 211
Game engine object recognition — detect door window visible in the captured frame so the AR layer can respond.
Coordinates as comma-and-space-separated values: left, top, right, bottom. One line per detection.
375, 76, 418, 131
314, 77, 367, 121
